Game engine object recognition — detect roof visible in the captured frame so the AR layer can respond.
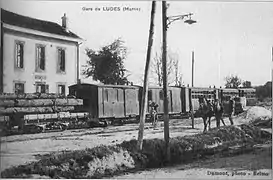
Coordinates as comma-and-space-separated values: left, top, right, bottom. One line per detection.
69, 83, 139, 89
238, 88, 256, 91
222, 88, 239, 92
190, 87, 216, 91
1, 9, 81, 39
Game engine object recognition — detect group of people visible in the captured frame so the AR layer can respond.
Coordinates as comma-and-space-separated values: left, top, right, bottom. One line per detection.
198, 96, 235, 132
148, 96, 236, 131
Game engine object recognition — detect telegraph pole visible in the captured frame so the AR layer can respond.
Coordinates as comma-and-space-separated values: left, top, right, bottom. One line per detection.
137, 1, 156, 150
191, 51, 194, 87
162, 1, 170, 162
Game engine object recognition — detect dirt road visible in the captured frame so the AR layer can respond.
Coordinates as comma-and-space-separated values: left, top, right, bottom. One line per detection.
0, 115, 271, 176
0, 117, 207, 171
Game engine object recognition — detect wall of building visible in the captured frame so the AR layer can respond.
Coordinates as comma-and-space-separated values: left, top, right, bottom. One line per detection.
3, 31, 78, 94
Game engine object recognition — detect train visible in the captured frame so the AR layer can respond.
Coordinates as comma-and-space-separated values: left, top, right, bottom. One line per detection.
0, 84, 257, 135
68, 83, 257, 123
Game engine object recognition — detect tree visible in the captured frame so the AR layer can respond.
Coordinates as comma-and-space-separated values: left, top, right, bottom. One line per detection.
242, 81, 252, 88
224, 74, 242, 88
151, 50, 183, 86
173, 58, 184, 86
255, 81, 272, 100
82, 38, 129, 85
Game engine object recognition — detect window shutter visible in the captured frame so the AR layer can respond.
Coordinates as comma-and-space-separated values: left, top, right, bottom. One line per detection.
20, 44, 24, 68
41, 47, 45, 70
45, 84, 49, 93
62, 50, 65, 71
36, 84, 39, 93
148, 90, 152, 101
22, 83, 25, 94
62, 85, 65, 95
57, 49, 61, 72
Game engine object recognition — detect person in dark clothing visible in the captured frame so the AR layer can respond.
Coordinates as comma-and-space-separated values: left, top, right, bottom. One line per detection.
148, 100, 159, 127
227, 97, 235, 125
214, 99, 225, 128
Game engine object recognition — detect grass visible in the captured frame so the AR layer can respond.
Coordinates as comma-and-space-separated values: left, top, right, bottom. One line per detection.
1, 124, 271, 179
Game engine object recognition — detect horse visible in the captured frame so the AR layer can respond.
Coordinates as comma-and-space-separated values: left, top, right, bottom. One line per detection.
198, 97, 214, 132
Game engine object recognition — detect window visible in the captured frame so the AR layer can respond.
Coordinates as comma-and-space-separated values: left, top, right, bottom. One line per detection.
36, 45, 45, 71
14, 82, 24, 94
58, 84, 66, 95
57, 48, 65, 72
36, 83, 49, 93
15, 42, 24, 69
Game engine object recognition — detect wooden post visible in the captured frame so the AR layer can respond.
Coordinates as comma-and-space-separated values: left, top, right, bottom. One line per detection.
0, 19, 3, 93
189, 88, 194, 129
137, 1, 156, 150
191, 51, 194, 87
162, 1, 170, 163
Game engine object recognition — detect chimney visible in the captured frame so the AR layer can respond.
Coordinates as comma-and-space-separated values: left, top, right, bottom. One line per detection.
61, 13, 68, 31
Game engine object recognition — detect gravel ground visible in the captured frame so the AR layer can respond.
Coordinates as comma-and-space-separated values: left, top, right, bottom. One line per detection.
1, 109, 272, 178
0, 117, 205, 171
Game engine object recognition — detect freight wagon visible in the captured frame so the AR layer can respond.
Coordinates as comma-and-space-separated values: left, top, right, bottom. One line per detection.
69, 83, 140, 123
141, 86, 183, 115
68, 83, 257, 124
238, 88, 257, 106
190, 87, 218, 112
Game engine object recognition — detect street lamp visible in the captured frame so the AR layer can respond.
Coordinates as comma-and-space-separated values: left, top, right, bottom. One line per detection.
162, 1, 196, 162
167, 13, 197, 28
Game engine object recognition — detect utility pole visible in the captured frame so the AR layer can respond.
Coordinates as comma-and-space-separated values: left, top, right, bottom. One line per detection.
137, 1, 156, 150
162, 1, 170, 163
271, 47, 273, 97
191, 51, 194, 87
189, 51, 195, 130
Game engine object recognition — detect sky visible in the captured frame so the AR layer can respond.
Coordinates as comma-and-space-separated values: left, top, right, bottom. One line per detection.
1, 0, 273, 87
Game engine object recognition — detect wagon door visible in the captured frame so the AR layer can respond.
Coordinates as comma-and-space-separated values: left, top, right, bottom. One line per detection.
168, 90, 173, 113
98, 87, 104, 118
158, 89, 164, 114
102, 88, 113, 117
184, 88, 190, 112
114, 88, 125, 118
157, 89, 172, 114
171, 88, 181, 113
125, 88, 139, 116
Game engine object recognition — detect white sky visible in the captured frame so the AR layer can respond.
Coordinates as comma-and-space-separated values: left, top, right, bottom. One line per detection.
2, 0, 273, 87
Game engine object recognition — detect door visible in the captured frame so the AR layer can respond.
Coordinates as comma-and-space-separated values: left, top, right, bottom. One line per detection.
171, 88, 181, 113
185, 88, 190, 112
102, 88, 113, 117
168, 90, 173, 113
113, 88, 125, 118
125, 89, 139, 116
98, 88, 104, 117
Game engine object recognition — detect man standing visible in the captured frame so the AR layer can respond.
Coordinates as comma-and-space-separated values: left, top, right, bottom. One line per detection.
228, 97, 235, 125
148, 100, 159, 127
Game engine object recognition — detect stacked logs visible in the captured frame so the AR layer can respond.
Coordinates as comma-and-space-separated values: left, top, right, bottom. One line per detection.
0, 93, 83, 115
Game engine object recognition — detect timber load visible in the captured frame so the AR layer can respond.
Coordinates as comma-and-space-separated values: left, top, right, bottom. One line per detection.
0, 93, 83, 115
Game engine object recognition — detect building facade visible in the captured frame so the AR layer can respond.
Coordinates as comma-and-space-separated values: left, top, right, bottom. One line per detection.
0, 9, 82, 95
